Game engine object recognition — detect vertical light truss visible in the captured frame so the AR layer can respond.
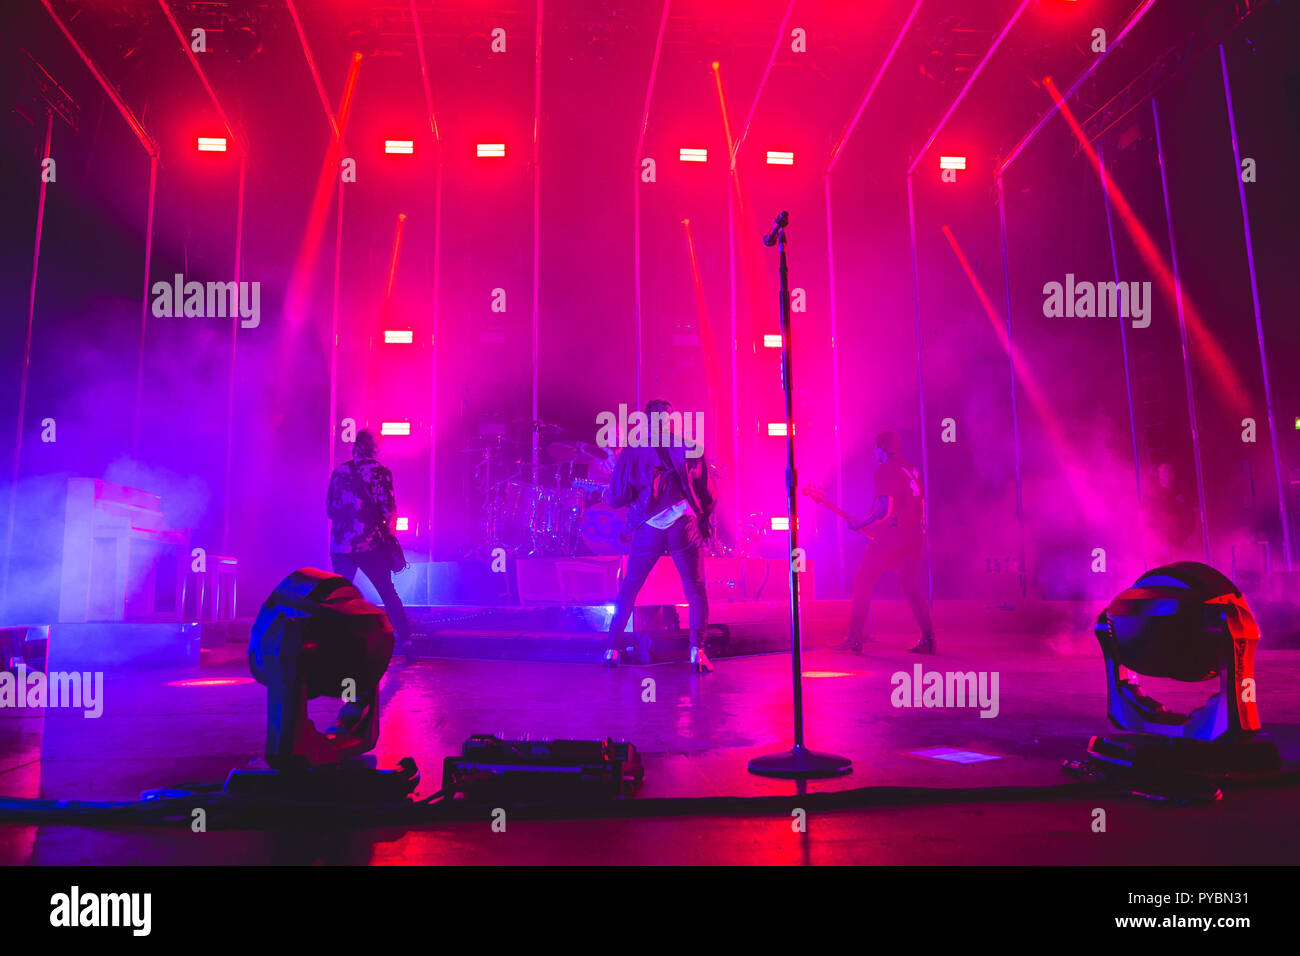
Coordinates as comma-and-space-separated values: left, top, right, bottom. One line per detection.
996, 0, 1159, 176
1219, 44, 1292, 570
995, 177, 1027, 596
1096, 141, 1146, 567
633, 0, 673, 412
908, 0, 1032, 176
1151, 98, 1211, 563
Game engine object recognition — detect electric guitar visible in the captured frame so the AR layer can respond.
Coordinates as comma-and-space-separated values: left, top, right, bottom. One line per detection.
801, 485, 876, 537
571, 477, 609, 496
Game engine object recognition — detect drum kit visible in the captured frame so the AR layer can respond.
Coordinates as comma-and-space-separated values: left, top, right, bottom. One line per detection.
462, 421, 620, 557
461, 419, 765, 559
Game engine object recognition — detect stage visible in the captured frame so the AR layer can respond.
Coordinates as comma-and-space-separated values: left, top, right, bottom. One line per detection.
4, 599, 1298, 866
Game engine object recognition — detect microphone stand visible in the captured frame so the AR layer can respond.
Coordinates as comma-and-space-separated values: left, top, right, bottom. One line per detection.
748, 211, 852, 779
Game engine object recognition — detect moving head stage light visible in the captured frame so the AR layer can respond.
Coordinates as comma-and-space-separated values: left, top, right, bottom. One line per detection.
225, 568, 417, 802
1087, 561, 1279, 777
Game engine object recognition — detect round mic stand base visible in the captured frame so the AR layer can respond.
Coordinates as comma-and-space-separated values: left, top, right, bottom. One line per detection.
747, 210, 853, 782
748, 744, 853, 779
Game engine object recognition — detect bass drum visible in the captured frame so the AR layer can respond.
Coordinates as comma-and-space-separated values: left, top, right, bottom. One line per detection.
550, 488, 586, 553
579, 502, 627, 555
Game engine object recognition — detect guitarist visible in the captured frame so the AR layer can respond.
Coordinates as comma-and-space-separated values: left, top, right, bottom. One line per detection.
844, 430, 935, 654
603, 399, 716, 671
326, 428, 411, 651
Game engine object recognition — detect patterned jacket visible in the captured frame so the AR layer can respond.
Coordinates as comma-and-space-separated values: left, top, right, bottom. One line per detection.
609, 444, 715, 535
326, 457, 396, 553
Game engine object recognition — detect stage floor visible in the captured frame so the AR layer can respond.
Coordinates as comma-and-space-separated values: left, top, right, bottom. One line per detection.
3, 607, 1299, 865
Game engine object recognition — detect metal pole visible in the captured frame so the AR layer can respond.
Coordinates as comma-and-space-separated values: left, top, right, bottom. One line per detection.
328, 180, 343, 474
1, 112, 54, 619
780, 230, 801, 749
749, 213, 851, 779
531, 0, 542, 483
327, 177, 343, 560
429, 154, 443, 586
824, 173, 847, 594
633, 0, 671, 412
727, 181, 740, 536
221, 155, 246, 554
995, 176, 1027, 596
906, 175, 934, 601
132, 156, 159, 458
1096, 142, 1145, 566
632, 169, 643, 413
1152, 98, 1211, 564
1220, 45, 1292, 571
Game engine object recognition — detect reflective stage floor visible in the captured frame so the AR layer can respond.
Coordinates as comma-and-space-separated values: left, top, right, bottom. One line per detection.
3, 602, 1299, 866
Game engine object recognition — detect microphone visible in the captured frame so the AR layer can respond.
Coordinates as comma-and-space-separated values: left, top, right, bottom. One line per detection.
762, 210, 789, 247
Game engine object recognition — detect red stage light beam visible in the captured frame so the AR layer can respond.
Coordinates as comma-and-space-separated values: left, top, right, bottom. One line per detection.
828, 0, 923, 173
384, 213, 408, 320
631, 0, 672, 409
286, 0, 339, 140
156, 0, 242, 153
1043, 77, 1250, 413
410, 0, 441, 141
942, 224, 1109, 523
996, 0, 1158, 176
730, 0, 795, 169
285, 51, 364, 324
908, 0, 1031, 176
681, 218, 724, 418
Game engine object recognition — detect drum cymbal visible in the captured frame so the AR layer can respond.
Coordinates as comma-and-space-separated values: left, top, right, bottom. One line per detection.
545, 442, 579, 461
547, 441, 606, 465
459, 436, 521, 453
518, 418, 565, 435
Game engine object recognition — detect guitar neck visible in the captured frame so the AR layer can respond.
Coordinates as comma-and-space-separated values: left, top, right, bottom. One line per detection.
804, 491, 868, 531
817, 500, 857, 524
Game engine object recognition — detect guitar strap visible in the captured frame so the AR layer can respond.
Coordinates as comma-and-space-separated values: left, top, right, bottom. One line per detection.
351, 461, 391, 539
660, 446, 706, 522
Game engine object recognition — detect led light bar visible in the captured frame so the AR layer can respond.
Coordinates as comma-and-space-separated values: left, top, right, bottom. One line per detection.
939, 155, 967, 170
910, 747, 1001, 764
385, 140, 414, 154
476, 143, 506, 158
767, 423, 788, 437
679, 147, 708, 163
763, 334, 783, 348
384, 330, 414, 344
197, 137, 227, 152
395, 517, 409, 531
380, 422, 411, 436
765, 151, 794, 166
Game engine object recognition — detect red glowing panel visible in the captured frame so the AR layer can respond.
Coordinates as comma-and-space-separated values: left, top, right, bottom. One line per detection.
939, 155, 967, 170
476, 143, 506, 158
802, 671, 858, 679
910, 747, 1002, 764
166, 677, 254, 687
196, 137, 227, 152
385, 139, 414, 154
380, 422, 411, 436
679, 148, 708, 163
766, 151, 794, 166
384, 330, 414, 344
